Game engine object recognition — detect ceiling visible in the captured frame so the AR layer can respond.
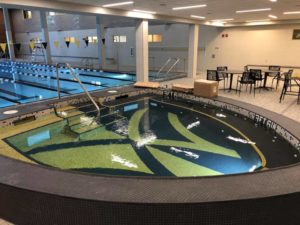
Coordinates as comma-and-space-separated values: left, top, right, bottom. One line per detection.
53, 0, 300, 24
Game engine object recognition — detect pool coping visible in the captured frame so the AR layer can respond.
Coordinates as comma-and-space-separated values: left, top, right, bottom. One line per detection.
0, 86, 300, 204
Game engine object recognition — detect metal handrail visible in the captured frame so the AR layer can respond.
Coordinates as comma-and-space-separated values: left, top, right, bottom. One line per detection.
165, 58, 180, 77
156, 58, 171, 77
56, 63, 100, 115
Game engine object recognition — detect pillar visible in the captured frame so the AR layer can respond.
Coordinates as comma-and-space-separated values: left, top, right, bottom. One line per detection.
135, 20, 149, 82
96, 15, 106, 69
187, 24, 199, 79
3, 8, 15, 60
40, 10, 52, 64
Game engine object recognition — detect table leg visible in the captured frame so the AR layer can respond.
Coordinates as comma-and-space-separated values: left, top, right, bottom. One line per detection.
263, 73, 268, 88
229, 73, 234, 90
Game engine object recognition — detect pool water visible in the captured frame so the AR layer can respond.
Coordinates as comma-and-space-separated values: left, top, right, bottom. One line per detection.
0, 61, 135, 108
5, 96, 300, 177
0, 61, 183, 109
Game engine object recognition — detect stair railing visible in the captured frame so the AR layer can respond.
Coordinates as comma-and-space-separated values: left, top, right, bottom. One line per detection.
165, 58, 180, 78
56, 63, 100, 116
156, 58, 181, 78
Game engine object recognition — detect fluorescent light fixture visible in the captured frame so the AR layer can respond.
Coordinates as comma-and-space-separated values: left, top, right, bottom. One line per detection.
236, 8, 271, 13
270, 0, 277, 2
133, 9, 156, 14
211, 18, 234, 22
246, 19, 271, 22
283, 11, 300, 15
206, 21, 226, 27
268, 14, 278, 19
191, 15, 206, 19
103, 1, 134, 7
173, 4, 206, 11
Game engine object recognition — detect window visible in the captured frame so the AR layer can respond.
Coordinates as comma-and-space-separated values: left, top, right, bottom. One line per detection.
88, 36, 98, 43
23, 10, 32, 20
113, 35, 127, 43
48, 12, 64, 16
30, 37, 41, 43
119, 36, 127, 43
148, 34, 162, 43
64, 37, 75, 43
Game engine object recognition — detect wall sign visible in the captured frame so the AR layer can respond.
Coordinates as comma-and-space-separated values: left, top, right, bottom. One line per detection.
292, 30, 300, 40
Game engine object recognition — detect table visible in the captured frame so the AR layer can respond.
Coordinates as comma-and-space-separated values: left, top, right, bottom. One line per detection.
221, 70, 244, 92
261, 70, 283, 90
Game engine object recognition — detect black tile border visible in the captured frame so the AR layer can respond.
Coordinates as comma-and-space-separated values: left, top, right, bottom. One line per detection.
1, 87, 300, 225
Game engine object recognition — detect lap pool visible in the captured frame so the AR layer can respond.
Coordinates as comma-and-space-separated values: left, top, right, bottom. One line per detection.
0, 61, 135, 108
4, 96, 299, 177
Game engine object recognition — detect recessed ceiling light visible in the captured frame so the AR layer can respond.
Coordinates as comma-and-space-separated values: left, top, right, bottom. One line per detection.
133, 9, 156, 14
236, 8, 271, 13
268, 14, 278, 19
3, 110, 18, 115
191, 15, 206, 19
172, 4, 207, 11
108, 90, 118, 93
103, 1, 134, 7
283, 11, 300, 15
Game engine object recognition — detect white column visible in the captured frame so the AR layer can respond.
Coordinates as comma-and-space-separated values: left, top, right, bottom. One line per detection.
40, 11, 52, 64
96, 15, 106, 69
187, 24, 199, 79
3, 8, 15, 60
135, 20, 149, 82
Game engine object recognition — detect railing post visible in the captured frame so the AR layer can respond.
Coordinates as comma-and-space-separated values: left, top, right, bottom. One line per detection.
56, 64, 61, 99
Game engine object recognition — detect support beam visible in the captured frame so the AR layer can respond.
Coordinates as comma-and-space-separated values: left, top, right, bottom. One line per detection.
96, 15, 106, 70
40, 11, 52, 64
3, 8, 15, 60
136, 20, 149, 82
187, 24, 199, 79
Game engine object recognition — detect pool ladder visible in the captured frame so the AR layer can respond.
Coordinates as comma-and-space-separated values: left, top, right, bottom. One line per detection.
55, 63, 100, 118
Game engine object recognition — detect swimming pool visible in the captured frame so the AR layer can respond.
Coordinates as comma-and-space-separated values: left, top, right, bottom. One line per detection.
5, 96, 299, 177
0, 61, 135, 109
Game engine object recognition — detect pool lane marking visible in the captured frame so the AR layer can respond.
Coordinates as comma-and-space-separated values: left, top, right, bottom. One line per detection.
150, 99, 267, 168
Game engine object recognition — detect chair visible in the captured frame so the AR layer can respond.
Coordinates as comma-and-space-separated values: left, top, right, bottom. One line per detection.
217, 66, 228, 87
236, 71, 256, 96
207, 70, 225, 90
279, 70, 299, 103
249, 69, 264, 92
268, 66, 281, 90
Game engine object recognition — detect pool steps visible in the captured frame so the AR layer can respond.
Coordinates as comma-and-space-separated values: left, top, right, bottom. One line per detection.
55, 102, 126, 137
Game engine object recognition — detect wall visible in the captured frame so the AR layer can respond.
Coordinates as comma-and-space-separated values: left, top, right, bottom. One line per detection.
9, 8, 300, 74
202, 24, 300, 71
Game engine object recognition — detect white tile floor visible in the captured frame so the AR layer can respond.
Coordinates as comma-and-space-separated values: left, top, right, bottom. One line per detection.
162, 74, 300, 123
0, 74, 299, 224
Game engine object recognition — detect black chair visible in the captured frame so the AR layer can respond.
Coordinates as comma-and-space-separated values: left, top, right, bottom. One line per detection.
268, 66, 281, 90
279, 70, 299, 103
217, 66, 228, 87
207, 70, 225, 89
236, 71, 256, 96
249, 69, 264, 92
